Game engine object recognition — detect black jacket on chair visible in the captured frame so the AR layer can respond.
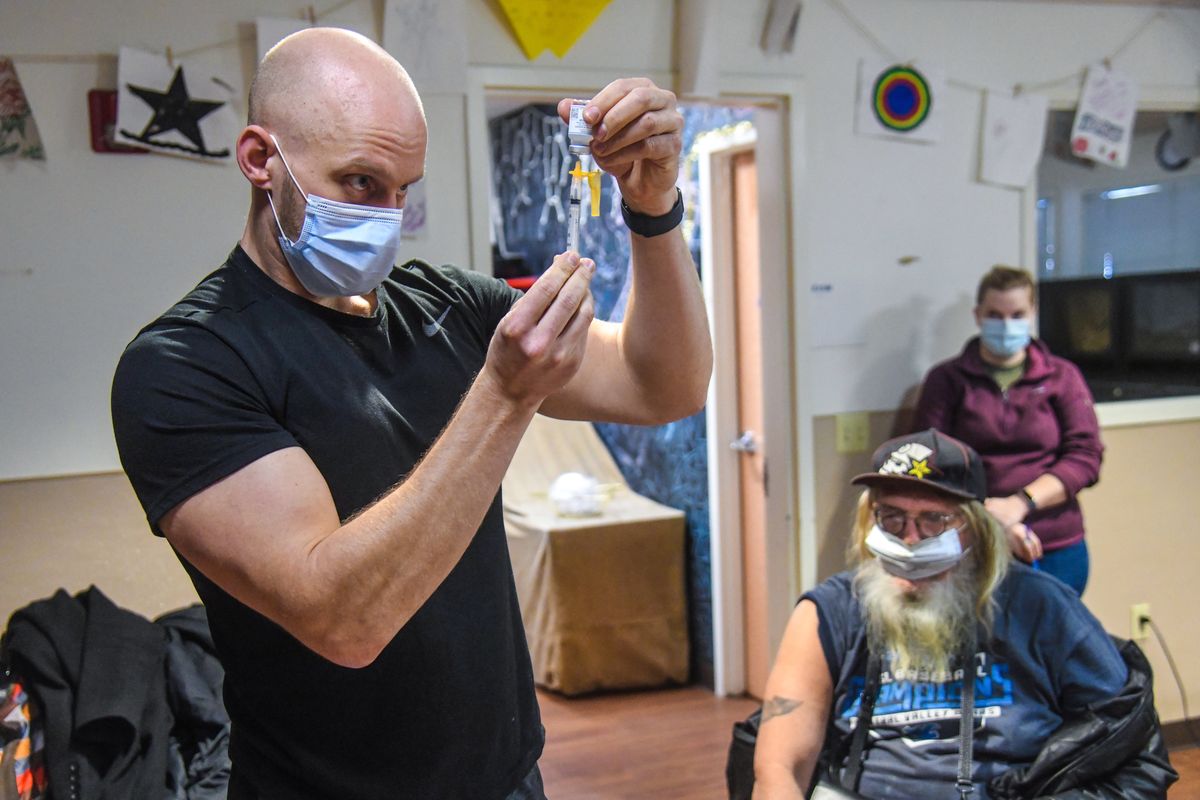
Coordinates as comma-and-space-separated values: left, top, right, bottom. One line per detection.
158, 605, 230, 800
2, 586, 172, 800
987, 637, 1177, 799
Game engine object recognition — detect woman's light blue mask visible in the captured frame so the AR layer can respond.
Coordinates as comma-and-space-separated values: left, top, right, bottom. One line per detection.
267, 134, 404, 297
980, 318, 1031, 359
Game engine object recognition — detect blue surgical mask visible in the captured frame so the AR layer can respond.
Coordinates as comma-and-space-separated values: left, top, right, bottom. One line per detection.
865, 525, 969, 580
267, 135, 404, 297
980, 318, 1031, 359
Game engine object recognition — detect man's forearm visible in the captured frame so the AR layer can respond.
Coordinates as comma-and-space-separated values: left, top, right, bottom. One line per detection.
752, 765, 809, 800
300, 370, 538, 666
619, 227, 713, 420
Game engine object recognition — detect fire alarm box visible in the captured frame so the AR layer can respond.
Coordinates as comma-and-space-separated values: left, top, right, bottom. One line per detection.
87, 90, 147, 154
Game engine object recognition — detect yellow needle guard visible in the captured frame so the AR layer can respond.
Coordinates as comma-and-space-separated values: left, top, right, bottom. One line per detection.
570, 161, 603, 217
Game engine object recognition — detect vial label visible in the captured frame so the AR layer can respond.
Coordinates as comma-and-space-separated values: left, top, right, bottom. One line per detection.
568, 103, 592, 149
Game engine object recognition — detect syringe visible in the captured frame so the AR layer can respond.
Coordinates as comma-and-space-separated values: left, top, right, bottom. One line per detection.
566, 102, 601, 254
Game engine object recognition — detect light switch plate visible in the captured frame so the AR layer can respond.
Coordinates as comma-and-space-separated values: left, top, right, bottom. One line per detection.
836, 412, 870, 454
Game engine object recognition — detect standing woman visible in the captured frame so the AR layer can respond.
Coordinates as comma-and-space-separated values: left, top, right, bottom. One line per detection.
912, 265, 1103, 594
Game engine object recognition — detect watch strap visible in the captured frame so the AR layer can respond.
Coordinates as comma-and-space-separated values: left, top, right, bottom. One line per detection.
621, 188, 684, 237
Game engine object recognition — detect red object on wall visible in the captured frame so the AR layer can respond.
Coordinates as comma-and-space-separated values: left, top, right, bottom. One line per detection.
505, 276, 537, 292
87, 90, 148, 154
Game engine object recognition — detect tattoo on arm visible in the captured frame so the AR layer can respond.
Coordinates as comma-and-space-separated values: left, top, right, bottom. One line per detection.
761, 696, 804, 723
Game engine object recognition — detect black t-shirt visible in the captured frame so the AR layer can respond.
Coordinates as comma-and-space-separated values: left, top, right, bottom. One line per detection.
111, 246, 541, 799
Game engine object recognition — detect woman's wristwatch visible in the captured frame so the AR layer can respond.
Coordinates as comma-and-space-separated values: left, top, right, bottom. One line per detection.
1019, 487, 1038, 514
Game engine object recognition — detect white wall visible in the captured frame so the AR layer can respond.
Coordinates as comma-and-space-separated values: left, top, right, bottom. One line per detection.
788, 0, 1200, 416
2, 0, 1200, 477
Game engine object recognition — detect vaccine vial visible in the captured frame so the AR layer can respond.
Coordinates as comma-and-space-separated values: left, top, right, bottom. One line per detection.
568, 102, 592, 156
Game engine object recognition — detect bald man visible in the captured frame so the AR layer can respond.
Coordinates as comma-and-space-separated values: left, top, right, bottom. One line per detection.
111, 28, 711, 800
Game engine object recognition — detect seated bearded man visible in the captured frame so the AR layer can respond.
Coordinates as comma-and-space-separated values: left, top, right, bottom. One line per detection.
750, 429, 1176, 800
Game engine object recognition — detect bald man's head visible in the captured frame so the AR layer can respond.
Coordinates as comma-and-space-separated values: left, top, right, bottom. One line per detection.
248, 27, 423, 142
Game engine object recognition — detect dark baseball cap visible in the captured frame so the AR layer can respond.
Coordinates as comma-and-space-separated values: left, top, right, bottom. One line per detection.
851, 428, 987, 502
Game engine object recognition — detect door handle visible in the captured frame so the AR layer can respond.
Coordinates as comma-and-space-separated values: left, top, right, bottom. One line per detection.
729, 430, 758, 453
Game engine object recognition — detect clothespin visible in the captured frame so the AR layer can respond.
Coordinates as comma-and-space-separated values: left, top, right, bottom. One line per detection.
306, 5, 317, 24
165, 45, 174, 68
1102, 57, 1112, 70
1012, 83, 1023, 97
569, 161, 602, 217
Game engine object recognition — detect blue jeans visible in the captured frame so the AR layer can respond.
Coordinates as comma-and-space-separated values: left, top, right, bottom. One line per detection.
1037, 539, 1089, 595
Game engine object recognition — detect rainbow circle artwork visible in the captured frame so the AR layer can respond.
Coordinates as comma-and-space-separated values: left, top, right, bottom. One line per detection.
871, 65, 932, 133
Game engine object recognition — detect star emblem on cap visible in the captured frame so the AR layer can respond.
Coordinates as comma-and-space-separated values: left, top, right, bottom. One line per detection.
908, 459, 931, 479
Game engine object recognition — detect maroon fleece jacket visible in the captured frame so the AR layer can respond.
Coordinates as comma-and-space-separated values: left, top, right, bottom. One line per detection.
912, 337, 1104, 552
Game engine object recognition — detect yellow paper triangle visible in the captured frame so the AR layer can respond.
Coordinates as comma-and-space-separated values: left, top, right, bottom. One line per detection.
497, 0, 612, 60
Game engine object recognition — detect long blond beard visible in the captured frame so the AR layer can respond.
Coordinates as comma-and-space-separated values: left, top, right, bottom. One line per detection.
854, 558, 977, 679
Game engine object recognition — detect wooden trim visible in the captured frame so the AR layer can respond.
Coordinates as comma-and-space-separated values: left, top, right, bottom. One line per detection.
1163, 718, 1200, 751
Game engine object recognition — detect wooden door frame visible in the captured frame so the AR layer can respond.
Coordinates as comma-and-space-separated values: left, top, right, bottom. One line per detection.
698, 129, 757, 697
698, 97, 799, 697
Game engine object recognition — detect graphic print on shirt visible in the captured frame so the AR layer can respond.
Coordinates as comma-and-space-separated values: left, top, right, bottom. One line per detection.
839, 652, 1014, 748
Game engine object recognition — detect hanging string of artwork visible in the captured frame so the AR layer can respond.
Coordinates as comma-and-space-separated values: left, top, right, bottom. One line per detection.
4, 0, 1195, 178
1, 0, 361, 164
827, 0, 1190, 186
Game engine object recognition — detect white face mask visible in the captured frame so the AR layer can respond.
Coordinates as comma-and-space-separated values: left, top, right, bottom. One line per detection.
865, 525, 969, 581
267, 134, 404, 297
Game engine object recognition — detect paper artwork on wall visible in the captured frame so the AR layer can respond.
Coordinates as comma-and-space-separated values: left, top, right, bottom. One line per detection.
496, 0, 612, 60
115, 47, 239, 163
979, 90, 1049, 189
402, 180, 427, 240
855, 59, 944, 143
255, 17, 312, 64
1069, 64, 1138, 168
383, 0, 467, 95
0, 58, 45, 161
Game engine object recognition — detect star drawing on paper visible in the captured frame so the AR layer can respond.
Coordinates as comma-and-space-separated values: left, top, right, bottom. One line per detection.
121, 66, 230, 158
908, 459, 931, 479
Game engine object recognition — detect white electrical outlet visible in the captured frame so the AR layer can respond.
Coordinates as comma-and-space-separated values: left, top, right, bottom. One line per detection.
1130, 603, 1151, 640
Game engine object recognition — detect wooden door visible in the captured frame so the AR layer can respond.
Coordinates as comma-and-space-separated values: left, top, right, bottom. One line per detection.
731, 149, 769, 699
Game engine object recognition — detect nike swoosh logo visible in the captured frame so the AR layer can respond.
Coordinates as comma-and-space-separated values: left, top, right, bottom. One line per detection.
423, 306, 451, 337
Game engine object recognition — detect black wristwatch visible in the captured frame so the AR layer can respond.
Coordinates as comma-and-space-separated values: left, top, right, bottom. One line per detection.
1019, 488, 1038, 514
621, 188, 684, 237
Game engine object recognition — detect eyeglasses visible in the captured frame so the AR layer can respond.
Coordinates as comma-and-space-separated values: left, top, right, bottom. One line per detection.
873, 505, 963, 539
